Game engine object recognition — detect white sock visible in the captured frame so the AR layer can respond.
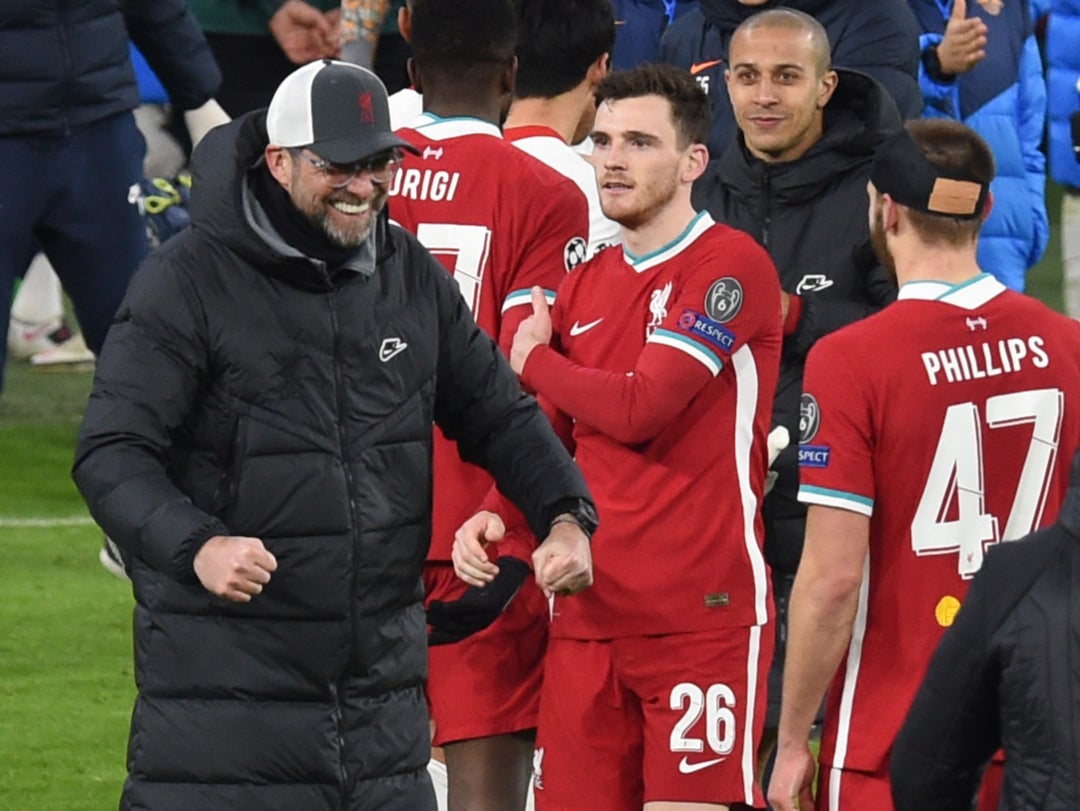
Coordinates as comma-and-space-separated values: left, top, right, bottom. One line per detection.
427, 758, 449, 811
11, 254, 64, 324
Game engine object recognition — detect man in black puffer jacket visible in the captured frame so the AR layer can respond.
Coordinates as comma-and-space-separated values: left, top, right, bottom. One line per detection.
891, 446, 1080, 811
658, 0, 921, 165
73, 59, 596, 811
0, 0, 221, 393
692, 7, 901, 755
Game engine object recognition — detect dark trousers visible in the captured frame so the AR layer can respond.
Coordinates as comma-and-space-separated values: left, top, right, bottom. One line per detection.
0, 112, 147, 391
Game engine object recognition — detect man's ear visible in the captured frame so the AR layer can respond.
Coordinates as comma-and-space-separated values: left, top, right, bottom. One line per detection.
501, 56, 518, 98
817, 69, 839, 109
682, 143, 710, 185
882, 193, 901, 232
264, 146, 292, 188
588, 52, 610, 88
407, 57, 422, 94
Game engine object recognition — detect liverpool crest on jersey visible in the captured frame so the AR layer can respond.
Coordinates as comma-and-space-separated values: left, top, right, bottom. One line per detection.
647, 282, 673, 339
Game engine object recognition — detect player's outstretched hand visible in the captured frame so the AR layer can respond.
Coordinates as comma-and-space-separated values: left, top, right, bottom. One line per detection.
427, 557, 530, 646
533, 521, 592, 598
767, 741, 817, 811
452, 510, 505, 587
510, 286, 553, 374
193, 535, 277, 603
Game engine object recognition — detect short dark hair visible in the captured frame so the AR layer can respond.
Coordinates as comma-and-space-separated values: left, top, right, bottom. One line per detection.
594, 64, 710, 148
513, 0, 615, 99
734, 8, 832, 75
903, 118, 996, 245
409, 0, 516, 70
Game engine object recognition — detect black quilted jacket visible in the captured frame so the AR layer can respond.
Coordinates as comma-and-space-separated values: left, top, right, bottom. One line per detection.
695, 69, 899, 575
73, 112, 591, 810
0, 0, 219, 136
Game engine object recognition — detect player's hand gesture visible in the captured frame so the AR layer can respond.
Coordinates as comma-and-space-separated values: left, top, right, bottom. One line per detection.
194, 535, 277, 603
767, 741, 817, 811
937, 0, 988, 76
533, 520, 592, 598
510, 286, 553, 374
452, 510, 504, 586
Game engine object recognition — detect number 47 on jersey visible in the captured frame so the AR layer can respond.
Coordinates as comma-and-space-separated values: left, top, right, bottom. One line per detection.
911, 388, 1063, 578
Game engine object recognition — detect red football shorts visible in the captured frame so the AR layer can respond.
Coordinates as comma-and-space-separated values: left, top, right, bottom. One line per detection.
424, 562, 548, 746
533, 625, 772, 811
816, 763, 891, 811
817, 743, 1002, 809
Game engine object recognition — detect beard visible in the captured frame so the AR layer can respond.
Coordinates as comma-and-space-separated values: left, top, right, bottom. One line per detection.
291, 183, 386, 249
314, 204, 378, 249
870, 205, 897, 284
600, 170, 680, 231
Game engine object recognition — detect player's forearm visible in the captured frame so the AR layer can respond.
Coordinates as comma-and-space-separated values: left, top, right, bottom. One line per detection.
776, 567, 862, 746
521, 345, 705, 444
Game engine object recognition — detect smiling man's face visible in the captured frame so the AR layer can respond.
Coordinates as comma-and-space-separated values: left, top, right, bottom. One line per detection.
725, 24, 837, 164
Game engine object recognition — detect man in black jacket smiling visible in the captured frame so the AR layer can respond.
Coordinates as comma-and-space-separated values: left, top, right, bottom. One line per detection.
693, 7, 901, 771
658, 0, 921, 164
73, 59, 595, 811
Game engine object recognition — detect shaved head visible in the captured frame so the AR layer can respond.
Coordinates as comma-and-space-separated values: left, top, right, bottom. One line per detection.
733, 8, 831, 76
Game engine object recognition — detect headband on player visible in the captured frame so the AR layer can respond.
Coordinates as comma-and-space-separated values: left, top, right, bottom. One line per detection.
870, 129, 989, 220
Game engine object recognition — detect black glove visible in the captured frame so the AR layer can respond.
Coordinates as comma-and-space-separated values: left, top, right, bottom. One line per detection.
427, 557, 531, 646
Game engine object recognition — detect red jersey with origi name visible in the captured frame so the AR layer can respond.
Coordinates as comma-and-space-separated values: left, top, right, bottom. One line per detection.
389, 114, 589, 562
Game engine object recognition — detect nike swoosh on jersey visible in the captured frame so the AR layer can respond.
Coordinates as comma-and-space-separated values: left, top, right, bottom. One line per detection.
569, 318, 604, 336
678, 756, 727, 774
689, 59, 723, 75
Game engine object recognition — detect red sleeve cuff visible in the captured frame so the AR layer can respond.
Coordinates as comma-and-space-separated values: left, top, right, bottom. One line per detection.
783, 293, 803, 337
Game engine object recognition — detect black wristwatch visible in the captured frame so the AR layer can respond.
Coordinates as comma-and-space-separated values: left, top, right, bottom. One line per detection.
546, 497, 599, 540
921, 44, 955, 83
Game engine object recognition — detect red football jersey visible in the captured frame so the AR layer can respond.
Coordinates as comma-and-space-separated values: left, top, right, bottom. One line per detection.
522, 213, 782, 639
799, 274, 1080, 776
389, 114, 589, 561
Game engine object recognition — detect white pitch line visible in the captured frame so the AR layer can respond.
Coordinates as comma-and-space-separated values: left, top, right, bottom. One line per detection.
0, 516, 97, 528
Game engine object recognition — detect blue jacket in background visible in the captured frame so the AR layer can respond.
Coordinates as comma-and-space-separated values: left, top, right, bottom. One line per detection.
130, 45, 169, 105
0, 0, 220, 137
911, 0, 1048, 291
659, 0, 922, 164
1046, 0, 1080, 192
611, 0, 699, 70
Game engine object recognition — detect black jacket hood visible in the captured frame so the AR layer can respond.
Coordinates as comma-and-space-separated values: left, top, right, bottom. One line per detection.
187, 110, 390, 292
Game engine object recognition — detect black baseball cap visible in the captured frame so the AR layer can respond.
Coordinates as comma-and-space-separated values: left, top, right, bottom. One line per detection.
266, 59, 418, 163
870, 128, 989, 220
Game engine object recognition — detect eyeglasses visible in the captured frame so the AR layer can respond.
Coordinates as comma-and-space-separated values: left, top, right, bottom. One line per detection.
294, 149, 402, 188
